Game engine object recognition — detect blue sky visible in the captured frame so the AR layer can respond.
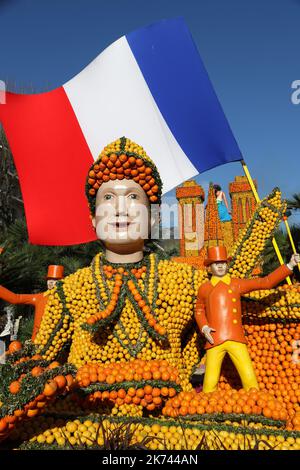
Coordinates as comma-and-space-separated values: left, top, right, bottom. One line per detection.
0, 0, 300, 228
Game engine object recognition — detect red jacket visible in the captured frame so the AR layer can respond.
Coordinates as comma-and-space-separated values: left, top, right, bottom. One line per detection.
195, 265, 292, 349
0, 286, 49, 340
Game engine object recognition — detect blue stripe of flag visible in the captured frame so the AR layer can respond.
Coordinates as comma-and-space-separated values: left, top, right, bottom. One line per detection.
126, 18, 242, 173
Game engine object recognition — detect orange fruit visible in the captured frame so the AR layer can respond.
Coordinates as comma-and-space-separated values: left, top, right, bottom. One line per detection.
152, 371, 161, 380
168, 388, 177, 398
136, 389, 145, 398
8, 341, 22, 353
196, 405, 205, 414
127, 387, 136, 397
9, 381, 21, 394
48, 361, 60, 370
144, 385, 153, 395
263, 407, 272, 418
161, 372, 170, 381
109, 390, 118, 400
31, 366, 43, 377
132, 396, 141, 405
161, 387, 169, 397
153, 396, 162, 406
27, 409, 39, 418
106, 375, 115, 385
54, 375, 67, 389
43, 380, 58, 397
223, 404, 233, 414
117, 389, 126, 399
0, 419, 8, 433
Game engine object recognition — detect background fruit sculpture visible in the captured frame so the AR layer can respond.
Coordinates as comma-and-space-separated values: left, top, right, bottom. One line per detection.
0, 188, 300, 450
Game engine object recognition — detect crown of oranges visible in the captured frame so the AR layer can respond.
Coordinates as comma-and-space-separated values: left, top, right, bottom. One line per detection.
85, 137, 163, 215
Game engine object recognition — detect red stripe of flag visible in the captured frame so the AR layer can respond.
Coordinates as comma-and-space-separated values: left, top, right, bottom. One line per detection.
0, 89, 96, 245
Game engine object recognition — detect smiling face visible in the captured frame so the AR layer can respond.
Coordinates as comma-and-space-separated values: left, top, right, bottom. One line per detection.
210, 261, 228, 277
92, 179, 151, 247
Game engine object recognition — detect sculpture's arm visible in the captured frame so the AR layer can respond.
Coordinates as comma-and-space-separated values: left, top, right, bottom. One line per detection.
34, 283, 73, 361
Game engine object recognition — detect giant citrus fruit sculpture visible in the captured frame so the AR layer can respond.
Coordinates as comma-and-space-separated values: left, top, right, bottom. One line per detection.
0, 139, 299, 450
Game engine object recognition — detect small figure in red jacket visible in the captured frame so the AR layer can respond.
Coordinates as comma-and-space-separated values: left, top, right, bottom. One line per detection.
195, 246, 299, 393
0, 265, 64, 340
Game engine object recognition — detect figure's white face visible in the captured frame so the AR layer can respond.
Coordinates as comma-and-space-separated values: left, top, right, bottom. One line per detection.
210, 261, 228, 277
92, 179, 151, 246
47, 279, 57, 290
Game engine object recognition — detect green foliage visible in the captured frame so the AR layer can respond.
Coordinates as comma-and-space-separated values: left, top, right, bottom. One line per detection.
0, 217, 103, 293
287, 193, 300, 211
78, 380, 181, 396
262, 227, 300, 280
0, 128, 25, 230
17, 314, 34, 343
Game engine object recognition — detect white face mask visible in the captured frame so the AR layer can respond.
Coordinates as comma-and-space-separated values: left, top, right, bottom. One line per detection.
47, 279, 57, 290
92, 180, 153, 246
210, 262, 228, 277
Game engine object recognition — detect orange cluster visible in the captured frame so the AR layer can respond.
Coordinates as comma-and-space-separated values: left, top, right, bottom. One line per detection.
86, 273, 123, 324
162, 388, 287, 421
76, 359, 180, 388
8, 360, 74, 400
127, 279, 166, 336
87, 153, 159, 203
87, 384, 177, 412
1, 361, 74, 440
76, 360, 180, 412
103, 264, 147, 279
219, 322, 300, 429
172, 248, 207, 270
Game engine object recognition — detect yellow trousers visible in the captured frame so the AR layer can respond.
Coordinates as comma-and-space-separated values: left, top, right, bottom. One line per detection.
203, 340, 259, 393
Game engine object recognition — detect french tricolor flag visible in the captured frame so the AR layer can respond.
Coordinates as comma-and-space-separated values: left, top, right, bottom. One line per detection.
0, 18, 242, 246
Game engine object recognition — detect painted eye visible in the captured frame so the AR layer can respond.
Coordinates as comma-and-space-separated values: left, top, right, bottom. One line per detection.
104, 194, 113, 200
128, 194, 138, 199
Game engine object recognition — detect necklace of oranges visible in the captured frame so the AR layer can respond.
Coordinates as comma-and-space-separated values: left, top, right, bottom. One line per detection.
83, 253, 167, 344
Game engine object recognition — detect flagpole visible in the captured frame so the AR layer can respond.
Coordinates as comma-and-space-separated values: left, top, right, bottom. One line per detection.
283, 214, 300, 271
241, 160, 292, 286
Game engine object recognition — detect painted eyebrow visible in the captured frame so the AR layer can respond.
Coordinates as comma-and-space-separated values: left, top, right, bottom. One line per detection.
102, 187, 141, 194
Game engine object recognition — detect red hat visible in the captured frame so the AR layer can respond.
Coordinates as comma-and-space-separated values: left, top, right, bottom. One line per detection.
46, 265, 64, 279
204, 246, 232, 266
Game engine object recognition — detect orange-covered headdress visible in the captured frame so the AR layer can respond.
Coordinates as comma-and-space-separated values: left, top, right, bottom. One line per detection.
85, 137, 163, 216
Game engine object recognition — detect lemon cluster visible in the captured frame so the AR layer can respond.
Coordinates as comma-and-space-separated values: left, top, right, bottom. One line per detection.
111, 403, 143, 417
243, 284, 300, 320
100, 137, 150, 163
9, 416, 300, 450
229, 189, 286, 278
34, 289, 73, 360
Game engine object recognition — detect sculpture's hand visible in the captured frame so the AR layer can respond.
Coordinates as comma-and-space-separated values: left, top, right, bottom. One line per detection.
201, 325, 216, 345
287, 253, 300, 270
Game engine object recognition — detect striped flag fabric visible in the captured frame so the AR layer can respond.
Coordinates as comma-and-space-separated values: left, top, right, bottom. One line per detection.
0, 18, 242, 245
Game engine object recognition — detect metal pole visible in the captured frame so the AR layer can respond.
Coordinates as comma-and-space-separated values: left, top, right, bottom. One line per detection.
241, 160, 292, 285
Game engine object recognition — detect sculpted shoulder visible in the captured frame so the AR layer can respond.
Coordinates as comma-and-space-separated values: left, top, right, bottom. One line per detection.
157, 258, 208, 296
58, 266, 93, 300
157, 258, 195, 287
